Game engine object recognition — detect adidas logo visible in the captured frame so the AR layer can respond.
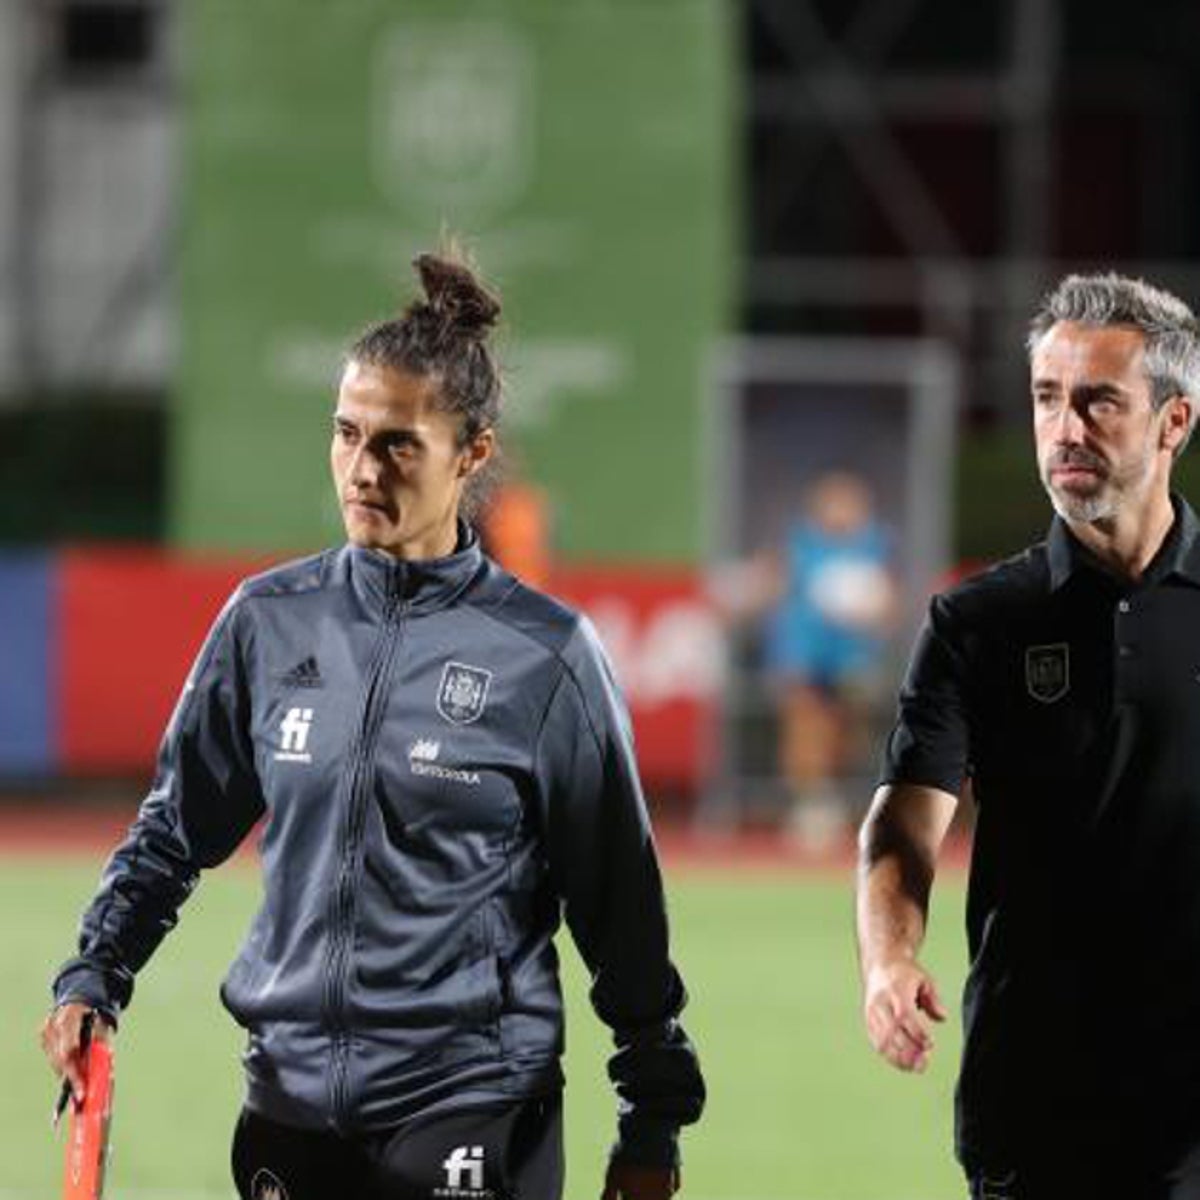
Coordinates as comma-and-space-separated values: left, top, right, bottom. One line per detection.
409, 738, 440, 763
280, 656, 323, 689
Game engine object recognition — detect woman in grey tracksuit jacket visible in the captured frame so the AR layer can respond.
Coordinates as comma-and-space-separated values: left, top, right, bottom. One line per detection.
43, 251, 704, 1200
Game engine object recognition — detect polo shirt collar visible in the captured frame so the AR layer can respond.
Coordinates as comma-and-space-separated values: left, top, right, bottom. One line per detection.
1047, 493, 1200, 591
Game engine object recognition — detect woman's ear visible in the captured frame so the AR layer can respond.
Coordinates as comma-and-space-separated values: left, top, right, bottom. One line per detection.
459, 428, 495, 477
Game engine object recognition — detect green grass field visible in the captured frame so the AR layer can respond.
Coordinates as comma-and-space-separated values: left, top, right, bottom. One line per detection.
1, 854, 967, 1199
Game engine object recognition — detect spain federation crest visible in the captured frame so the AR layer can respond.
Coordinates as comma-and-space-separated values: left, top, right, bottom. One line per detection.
1025, 643, 1069, 704
437, 661, 492, 725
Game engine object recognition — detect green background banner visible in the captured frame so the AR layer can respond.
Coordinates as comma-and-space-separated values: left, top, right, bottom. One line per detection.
175, 0, 734, 563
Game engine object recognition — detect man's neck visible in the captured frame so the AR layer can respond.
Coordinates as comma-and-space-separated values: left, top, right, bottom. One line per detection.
1065, 490, 1175, 582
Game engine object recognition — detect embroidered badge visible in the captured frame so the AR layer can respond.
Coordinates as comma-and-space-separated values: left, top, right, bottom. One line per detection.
1025, 643, 1069, 704
436, 661, 492, 725
251, 1168, 290, 1200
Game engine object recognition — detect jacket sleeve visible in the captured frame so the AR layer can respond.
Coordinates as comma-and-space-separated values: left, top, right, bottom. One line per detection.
534, 617, 705, 1169
52, 589, 265, 1022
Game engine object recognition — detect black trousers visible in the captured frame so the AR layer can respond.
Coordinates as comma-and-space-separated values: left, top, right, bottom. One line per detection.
232, 1094, 564, 1200
969, 1150, 1200, 1200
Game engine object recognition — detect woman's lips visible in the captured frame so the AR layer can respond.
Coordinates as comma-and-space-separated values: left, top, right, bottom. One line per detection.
346, 499, 390, 518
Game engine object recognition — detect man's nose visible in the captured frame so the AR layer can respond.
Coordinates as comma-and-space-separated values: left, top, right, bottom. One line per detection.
1054, 400, 1087, 443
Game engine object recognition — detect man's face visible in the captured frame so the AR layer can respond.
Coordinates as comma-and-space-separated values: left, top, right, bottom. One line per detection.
1032, 321, 1182, 524
330, 360, 491, 558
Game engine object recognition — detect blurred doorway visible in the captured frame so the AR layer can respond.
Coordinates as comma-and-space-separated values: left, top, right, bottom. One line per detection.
704, 337, 958, 837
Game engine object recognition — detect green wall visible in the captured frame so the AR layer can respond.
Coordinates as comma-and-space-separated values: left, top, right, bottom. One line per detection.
174, 1, 735, 562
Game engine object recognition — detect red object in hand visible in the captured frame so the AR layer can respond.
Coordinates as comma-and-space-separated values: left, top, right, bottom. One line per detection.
62, 1040, 114, 1200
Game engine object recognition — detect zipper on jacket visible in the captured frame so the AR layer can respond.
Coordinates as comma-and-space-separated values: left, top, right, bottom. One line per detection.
322, 561, 408, 1130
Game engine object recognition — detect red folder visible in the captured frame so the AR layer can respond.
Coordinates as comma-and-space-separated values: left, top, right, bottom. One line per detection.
62, 1039, 114, 1200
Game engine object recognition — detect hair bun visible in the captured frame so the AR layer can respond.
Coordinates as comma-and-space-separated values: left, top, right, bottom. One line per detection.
414, 253, 501, 338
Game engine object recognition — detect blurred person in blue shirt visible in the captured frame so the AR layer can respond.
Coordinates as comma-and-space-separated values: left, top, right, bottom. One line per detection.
764, 472, 896, 843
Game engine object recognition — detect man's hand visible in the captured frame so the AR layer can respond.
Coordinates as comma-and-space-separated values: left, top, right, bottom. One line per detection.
863, 958, 947, 1072
601, 1163, 681, 1200
39, 1001, 113, 1103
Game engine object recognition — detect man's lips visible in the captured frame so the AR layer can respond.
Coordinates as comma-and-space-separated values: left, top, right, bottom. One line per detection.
1050, 464, 1102, 478
1047, 451, 1107, 483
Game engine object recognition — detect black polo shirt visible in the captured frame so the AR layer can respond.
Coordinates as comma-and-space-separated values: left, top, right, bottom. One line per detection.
883, 496, 1200, 1173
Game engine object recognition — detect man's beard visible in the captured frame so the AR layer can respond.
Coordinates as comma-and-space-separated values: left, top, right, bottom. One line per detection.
1039, 443, 1153, 524
1047, 488, 1117, 523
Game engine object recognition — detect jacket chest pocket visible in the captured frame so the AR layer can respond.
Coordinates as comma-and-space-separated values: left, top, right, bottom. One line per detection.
375, 734, 524, 840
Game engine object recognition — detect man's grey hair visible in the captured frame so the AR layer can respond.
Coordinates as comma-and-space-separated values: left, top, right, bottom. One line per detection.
1028, 272, 1200, 415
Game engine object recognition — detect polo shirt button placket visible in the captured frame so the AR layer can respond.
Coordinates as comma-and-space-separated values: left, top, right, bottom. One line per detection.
1115, 598, 1135, 673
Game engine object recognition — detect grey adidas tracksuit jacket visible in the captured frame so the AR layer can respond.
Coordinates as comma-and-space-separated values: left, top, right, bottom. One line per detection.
53, 530, 704, 1166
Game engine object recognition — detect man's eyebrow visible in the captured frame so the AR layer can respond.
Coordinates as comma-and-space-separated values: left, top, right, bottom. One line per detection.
1031, 379, 1129, 395
1077, 381, 1129, 398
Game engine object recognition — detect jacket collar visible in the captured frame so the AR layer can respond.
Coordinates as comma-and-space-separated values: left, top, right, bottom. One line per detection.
1047, 493, 1200, 591
344, 522, 484, 616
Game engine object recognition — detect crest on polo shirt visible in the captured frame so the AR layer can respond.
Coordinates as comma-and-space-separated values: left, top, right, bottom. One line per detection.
437, 661, 492, 724
1025, 643, 1069, 703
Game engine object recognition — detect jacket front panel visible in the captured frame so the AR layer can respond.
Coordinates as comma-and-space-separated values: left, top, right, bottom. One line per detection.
219, 548, 570, 1128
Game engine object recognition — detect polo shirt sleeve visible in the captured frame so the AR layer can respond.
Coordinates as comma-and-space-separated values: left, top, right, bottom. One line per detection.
879, 591, 971, 796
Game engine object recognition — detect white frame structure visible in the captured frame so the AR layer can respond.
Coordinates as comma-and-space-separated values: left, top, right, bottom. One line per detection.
701, 335, 960, 825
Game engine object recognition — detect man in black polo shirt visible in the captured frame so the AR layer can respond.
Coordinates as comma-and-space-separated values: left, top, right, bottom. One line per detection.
856, 272, 1200, 1199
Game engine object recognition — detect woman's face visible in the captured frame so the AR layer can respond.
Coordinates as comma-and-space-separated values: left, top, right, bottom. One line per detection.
330, 360, 492, 560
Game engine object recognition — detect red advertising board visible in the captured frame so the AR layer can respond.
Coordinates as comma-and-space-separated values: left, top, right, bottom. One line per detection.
59, 549, 260, 771
550, 568, 720, 791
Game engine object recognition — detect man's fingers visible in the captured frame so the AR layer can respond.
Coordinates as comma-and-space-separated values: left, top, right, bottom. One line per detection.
889, 1046, 930, 1073
882, 1025, 930, 1072
888, 1013, 931, 1058
866, 986, 937, 1070
917, 979, 948, 1022
878, 992, 932, 1049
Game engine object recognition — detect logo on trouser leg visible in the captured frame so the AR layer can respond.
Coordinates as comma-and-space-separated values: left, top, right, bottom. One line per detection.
435, 1145, 491, 1197
250, 1167, 290, 1200
975, 1170, 1017, 1200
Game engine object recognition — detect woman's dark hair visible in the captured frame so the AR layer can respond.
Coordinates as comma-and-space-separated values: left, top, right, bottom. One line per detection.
345, 246, 504, 516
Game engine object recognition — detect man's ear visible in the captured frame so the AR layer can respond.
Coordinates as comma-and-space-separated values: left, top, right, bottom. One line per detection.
1162, 394, 1193, 455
